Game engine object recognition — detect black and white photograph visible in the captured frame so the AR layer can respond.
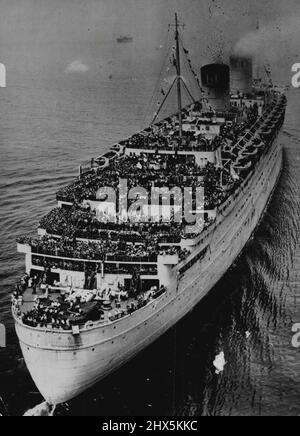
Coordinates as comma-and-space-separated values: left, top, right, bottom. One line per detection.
0, 0, 299, 418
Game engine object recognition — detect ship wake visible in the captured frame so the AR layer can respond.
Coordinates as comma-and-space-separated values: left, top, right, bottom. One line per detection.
23, 402, 56, 417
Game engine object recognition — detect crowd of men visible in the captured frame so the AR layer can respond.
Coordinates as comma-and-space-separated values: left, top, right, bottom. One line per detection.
39, 205, 197, 242
17, 235, 190, 263
14, 279, 168, 330
13, 103, 270, 332
56, 100, 260, 206
57, 154, 217, 203
19, 295, 77, 329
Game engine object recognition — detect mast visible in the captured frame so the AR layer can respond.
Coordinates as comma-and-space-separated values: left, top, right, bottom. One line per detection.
255, 19, 261, 81
175, 13, 183, 148
151, 13, 189, 141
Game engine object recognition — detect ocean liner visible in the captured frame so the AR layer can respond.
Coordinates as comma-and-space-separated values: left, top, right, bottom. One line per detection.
13, 15, 287, 405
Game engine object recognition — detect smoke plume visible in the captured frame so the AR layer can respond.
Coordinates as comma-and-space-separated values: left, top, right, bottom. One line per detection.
234, 14, 300, 64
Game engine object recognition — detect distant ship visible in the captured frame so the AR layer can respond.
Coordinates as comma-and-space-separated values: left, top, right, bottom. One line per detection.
13, 14, 286, 405
117, 35, 133, 43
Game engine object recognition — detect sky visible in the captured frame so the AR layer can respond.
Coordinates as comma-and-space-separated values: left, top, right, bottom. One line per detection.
0, 0, 299, 83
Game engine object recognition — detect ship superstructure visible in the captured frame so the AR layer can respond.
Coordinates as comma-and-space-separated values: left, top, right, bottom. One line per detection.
12, 15, 287, 405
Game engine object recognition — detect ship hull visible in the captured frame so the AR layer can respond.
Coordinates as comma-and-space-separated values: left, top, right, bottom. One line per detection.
15, 135, 284, 405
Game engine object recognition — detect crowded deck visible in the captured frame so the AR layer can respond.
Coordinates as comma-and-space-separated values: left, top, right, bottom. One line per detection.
55, 95, 274, 210
12, 273, 168, 331
13, 91, 287, 333
17, 235, 190, 263
56, 154, 237, 204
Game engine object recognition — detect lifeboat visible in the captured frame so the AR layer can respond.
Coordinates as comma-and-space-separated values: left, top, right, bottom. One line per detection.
265, 120, 274, 127
111, 144, 125, 156
95, 156, 109, 169
103, 150, 118, 162
253, 140, 264, 149
261, 130, 272, 138
230, 148, 240, 158
223, 144, 233, 153
235, 154, 249, 166
272, 106, 282, 114
233, 160, 252, 175
242, 147, 258, 158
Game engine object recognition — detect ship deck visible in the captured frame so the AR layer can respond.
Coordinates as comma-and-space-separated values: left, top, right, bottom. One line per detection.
15, 284, 165, 330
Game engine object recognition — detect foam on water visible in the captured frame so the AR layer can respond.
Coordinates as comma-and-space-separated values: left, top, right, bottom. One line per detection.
23, 402, 55, 417
213, 352, 227, 375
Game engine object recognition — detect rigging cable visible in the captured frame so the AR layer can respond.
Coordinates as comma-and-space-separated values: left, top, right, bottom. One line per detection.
179, 35, 202, 97
141, 30, 174, 128
179, 35, 211, 112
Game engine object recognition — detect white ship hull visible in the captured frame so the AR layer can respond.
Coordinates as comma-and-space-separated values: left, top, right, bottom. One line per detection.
14, 134, 284, 405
